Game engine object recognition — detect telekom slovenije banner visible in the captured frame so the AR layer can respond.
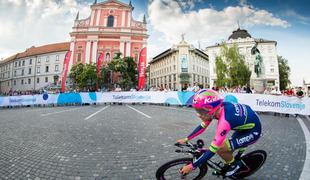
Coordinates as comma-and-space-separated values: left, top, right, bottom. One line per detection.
61, 51, 71, 92
0, 92, 310, 115
97, 53, 104, 76
138, 47, 147, 90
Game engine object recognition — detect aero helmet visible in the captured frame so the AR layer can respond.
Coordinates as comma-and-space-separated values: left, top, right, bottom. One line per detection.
192, 89, 223, 116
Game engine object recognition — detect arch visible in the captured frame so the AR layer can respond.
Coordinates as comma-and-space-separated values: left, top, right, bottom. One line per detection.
105, 53, 111, 62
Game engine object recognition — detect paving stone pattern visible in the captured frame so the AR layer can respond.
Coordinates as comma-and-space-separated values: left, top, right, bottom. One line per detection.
0, 105, 306, 179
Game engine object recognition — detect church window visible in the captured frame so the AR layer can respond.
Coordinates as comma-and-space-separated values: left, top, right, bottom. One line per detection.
107, 15, 114, 27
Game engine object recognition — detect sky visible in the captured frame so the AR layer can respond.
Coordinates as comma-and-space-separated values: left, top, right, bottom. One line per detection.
0, 0, 309, 86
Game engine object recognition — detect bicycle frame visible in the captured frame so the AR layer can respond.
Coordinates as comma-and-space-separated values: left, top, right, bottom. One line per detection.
156, 139, 266, 180
175, 140, 246, 178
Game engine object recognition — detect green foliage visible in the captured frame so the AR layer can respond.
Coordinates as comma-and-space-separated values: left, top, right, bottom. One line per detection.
69, 63, 84, 89
69, 63, 98, 90
80, 64, 97, 89
215, 56, 227, 87
123, 56, 137, 89
278, 56, 291, 90
69, 54, 139, 91
215, 44, 251, 88
99, 55, 137, 90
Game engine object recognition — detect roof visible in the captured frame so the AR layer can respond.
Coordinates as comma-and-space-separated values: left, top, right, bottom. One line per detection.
228, 28, 252, 40
149, 48, 172, 64
206, 38, 277, 49
0, 42, 70, 64
92, 0, 133, 9
149, 47, 208, 64
254, 38, 277, 45
0, 54, 19, 64
194, 48, 208, 59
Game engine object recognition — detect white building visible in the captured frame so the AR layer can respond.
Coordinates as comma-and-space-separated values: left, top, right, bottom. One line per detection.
149, 38, 209, 91
0, 42, 69, 94
205, 28, 279, 91
303, 79, 310, 97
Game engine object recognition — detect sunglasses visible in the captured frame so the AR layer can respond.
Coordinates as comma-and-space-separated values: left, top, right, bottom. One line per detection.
195, 108, 210, 116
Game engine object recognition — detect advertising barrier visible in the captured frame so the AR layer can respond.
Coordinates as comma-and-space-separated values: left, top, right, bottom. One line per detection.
228, 93, 310, 115
0, 92, 309, 115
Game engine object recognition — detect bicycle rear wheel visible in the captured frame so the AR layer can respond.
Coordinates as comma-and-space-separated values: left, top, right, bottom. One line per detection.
156, 158, 208, 180
234, 150, 267, 179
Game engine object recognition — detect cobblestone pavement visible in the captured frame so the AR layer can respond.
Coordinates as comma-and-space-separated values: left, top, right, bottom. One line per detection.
0, 104, 306, 179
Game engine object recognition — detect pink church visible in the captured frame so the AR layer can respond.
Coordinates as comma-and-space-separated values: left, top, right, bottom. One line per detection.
69, 0, 148, 69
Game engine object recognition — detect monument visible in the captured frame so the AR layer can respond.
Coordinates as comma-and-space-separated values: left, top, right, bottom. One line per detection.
251, 42, 265, 92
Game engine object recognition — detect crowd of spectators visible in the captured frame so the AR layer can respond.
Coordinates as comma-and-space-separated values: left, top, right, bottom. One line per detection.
262, 86, 307, 98
0, 90, 44, 96
0, 84, 308, 98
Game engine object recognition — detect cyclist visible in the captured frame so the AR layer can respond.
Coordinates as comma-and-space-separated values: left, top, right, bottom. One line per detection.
178, 89, 262, 177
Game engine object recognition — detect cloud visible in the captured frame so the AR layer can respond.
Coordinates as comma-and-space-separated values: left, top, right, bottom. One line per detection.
284, 10, 310, 25
239, 0, 247, 6
148, 0, 290, 57
0, 0, 90, 59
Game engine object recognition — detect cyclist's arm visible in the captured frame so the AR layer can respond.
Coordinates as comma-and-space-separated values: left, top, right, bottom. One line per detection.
186, 120, 212, 141
192, 111, 231, 168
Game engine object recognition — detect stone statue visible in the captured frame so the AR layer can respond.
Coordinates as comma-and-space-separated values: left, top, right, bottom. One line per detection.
251, 42, 263, 77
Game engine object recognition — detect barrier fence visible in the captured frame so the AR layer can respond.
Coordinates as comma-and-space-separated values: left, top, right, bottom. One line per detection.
0, 92, 309, 115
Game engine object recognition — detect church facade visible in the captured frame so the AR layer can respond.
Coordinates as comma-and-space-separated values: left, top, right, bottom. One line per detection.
0, 0, 148, 93
69, 0, 148, 69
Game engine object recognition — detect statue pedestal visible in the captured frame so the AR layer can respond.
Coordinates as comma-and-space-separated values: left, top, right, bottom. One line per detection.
253, 79, 265, 93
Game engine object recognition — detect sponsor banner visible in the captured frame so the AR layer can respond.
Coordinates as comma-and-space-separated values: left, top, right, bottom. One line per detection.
96, 53, 104, 91
97, 53, 104, 76
0, 92, 309, 115
225, 93, 310, 115
138, 47, 147, 90
98, 91, 179, 104
8, 95, 36, 106
35, 93, 59, 105
80, 92, 97, 104
61, 51, 72, 93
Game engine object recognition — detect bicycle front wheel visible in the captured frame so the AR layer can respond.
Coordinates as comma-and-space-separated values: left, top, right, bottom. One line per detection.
155, 158, 208, 180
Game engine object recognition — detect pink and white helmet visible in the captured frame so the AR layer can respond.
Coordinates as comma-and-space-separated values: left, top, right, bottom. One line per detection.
192, 89, 223, 116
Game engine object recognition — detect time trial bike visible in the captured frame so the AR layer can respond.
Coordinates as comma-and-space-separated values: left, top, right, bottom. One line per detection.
156, 139, 267, 180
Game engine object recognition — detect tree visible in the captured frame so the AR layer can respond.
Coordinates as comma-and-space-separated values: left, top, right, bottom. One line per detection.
69, 63, 98, 91
100, 66, 112, 89
215, 56, 228, 87
69, 63, 84, 89
99, 54, 137, 91
278, 56, 291, 90
122, 56, 137, 90
80, 64, 97, 91
215, 44, 251, 88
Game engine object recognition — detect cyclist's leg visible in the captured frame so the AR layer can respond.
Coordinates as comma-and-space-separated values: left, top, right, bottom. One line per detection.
213, 139, 235, 175
217, 139, 234, 164
229, 123, 261, 151
224, 124, 261, 176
